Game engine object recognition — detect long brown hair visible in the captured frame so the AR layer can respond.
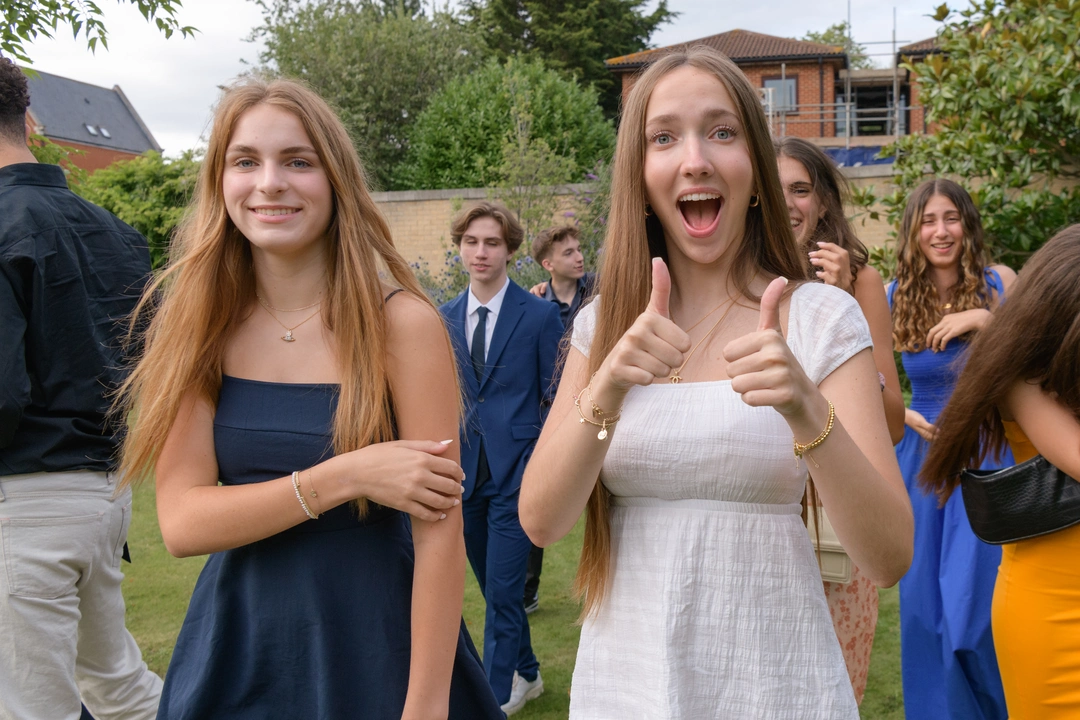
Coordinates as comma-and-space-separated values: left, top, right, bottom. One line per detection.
774, 136, 868, 282
920, 224, 1080, 501
892, 179, 991, 352
116, 78, 447, 513
575, 46, 806, 616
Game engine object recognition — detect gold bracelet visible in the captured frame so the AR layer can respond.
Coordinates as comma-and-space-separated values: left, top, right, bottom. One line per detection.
304, 469, 322, 515
292, 470, 318, 520
574, 391, 621, 440
583, 383, 616, 421
793, 400, 835, 468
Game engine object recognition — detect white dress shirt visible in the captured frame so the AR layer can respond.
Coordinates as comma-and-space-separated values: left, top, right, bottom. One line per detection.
465, 277, 510, 361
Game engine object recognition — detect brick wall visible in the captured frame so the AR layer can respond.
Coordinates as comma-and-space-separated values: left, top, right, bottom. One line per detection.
377, 165, 899, 270
741, 61, 841, 139
619, 59, 843, 139
52, 140, 142, 173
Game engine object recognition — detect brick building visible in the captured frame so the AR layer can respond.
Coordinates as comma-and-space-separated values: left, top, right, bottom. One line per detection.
23, 69, 161, 173
606, 30, 847, 140
896, 37, 942, 136
606, 30, 942, 158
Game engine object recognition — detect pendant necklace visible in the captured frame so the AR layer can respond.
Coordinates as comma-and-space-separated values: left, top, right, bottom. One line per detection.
669, 299, 737, 384
256, 293, 323, 342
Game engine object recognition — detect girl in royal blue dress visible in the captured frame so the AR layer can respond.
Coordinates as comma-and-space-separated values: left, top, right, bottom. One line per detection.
115, 78, 502, 719
888, 178, 1015, 720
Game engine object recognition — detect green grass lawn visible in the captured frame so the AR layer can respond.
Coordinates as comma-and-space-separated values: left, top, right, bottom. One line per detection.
124, 483, 903, 718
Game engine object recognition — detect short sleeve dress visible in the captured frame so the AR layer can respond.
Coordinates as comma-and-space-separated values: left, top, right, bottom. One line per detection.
567, 282, 870, 719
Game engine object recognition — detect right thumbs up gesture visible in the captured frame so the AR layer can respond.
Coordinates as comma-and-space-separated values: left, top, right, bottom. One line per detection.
599, 258, 692, 392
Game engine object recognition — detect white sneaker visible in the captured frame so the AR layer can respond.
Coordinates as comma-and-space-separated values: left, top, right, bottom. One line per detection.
500, 670, 544, 716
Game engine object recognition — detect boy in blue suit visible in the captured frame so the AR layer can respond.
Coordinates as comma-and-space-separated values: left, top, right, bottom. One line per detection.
439, 202, 563, 715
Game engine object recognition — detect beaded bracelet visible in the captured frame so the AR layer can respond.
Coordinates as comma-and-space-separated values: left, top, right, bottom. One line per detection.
292, 470, 318, 520
793, 400, 835, 468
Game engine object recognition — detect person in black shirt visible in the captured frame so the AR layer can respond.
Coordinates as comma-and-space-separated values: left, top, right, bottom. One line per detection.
522, 225, 597, 613
0, 57, 162, 719
530, 225, 596, 330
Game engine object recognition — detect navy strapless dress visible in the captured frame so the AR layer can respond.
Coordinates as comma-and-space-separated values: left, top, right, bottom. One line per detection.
157, 376, 502, 719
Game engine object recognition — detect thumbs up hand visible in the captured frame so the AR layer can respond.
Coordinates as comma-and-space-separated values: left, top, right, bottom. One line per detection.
724, 277, 813, 416
598, 258, 691, 394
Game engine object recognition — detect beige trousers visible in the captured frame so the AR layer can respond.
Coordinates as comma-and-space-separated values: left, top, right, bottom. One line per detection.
0, 471, 162, 720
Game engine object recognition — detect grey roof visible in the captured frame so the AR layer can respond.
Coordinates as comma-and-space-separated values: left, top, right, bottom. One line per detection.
24, 69, 161, 154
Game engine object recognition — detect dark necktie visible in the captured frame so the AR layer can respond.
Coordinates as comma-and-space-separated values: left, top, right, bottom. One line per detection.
470, 306, 492, 490
471, 306, 489, 381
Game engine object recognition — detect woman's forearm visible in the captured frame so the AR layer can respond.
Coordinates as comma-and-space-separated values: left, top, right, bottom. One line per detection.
790, 359, 913, 587
520, 356, 622, 547
883, 385, 907, 444
403, 514, 466, 720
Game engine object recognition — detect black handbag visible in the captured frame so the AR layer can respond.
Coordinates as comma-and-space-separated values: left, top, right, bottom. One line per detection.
960, 454, 1080, 544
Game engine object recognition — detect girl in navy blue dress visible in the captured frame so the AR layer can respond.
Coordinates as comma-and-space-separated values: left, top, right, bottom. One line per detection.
887, 179, 1015, 720
115, 78, 502, 719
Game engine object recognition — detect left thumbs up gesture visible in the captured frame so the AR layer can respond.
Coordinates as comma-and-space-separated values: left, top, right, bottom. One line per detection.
724, 277, 813, 417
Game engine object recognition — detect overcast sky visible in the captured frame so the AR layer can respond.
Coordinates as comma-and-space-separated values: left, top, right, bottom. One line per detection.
22, 0, 944, 155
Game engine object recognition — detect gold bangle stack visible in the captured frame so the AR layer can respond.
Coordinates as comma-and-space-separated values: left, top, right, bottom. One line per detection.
575, 384, 621, 440
793, 400, 835, 468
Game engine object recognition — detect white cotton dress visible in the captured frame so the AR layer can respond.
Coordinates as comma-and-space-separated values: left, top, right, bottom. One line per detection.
568, 282, 870, 720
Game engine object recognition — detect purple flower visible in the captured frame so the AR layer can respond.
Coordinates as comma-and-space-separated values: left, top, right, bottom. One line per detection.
586, 172, 598, 181
563, 210, 576, 218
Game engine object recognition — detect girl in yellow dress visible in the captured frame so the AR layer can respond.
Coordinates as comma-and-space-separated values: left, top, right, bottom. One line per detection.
922, 224, 1080, 718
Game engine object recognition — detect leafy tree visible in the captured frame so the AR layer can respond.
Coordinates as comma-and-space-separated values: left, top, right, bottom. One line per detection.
802, 21, 872, 70
1, 0, 195, 63
461, 0, 676, 117
76, 151, 201, 269
862, 0, 1080, 266
400, 56, 615, 191
254, 0, 484, 190
29, 134, 87, 186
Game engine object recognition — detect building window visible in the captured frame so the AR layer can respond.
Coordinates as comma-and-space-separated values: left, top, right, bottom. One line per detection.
84, 124, 99, 136
100, 127, 112, 138
762, 77, 797, 114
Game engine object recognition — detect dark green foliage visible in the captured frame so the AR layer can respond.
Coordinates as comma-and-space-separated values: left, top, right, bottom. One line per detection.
859, 0, 1080, 268
75, 151, 201, 269
461, 0, 676, 117
28, 134, 87, 187
400, 56, 614, 191
2, 1, 195, 63
254, 0, 485, 190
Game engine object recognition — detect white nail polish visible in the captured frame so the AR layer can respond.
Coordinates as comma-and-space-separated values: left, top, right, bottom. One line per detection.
440, 439, 454, 445
453, 499, 460, 506
440, 513, 447, 520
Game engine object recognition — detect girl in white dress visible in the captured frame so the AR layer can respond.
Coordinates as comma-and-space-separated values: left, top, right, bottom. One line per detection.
519, 46, 913, 718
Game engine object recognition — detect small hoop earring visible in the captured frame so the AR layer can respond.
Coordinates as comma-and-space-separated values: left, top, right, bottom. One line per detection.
644, 205, 653, 217
748, 195, 760, 208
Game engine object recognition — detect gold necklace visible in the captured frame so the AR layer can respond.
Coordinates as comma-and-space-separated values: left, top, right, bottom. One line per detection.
256, 292, 323, 313
679, 297, 732, 335
258, 303, 323, 343
669, 299, 737, 384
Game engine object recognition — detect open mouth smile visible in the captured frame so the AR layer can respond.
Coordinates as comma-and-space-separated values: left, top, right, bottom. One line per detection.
677, 191, 723, 238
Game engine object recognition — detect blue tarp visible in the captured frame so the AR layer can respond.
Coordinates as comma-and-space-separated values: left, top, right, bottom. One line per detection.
821, 146, 894, 167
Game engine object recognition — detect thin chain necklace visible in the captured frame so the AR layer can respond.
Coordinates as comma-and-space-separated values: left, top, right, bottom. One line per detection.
257, 301, 323, 343
679, 296, 733, 335
669, 299, 737, 384
256, 291, 323, 313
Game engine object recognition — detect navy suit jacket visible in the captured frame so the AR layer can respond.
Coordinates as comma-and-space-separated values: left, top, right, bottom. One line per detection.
440, 281, 563, 501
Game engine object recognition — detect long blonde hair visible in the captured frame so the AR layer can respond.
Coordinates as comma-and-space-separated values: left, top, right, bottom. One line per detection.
116, 78, 448, 513
575, 46, 806, 617
892, 179, 991, 352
